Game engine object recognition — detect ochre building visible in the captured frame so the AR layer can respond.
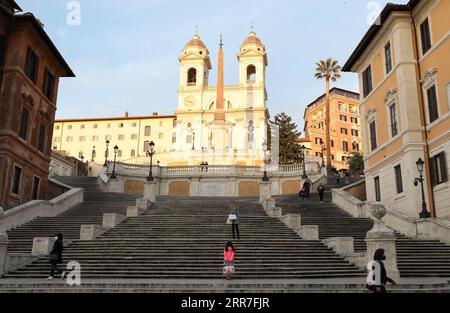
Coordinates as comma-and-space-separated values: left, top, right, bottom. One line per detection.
0, 0, 74, 209
343, 0, 450, 218
303, 88, 362, 170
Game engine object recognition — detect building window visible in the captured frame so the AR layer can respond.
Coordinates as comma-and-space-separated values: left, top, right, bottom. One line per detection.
351, 129, 359, 137
132, 123, 137, 127
187, 68, 197, 85
92, 135, 99, 141
54, 137, 60, 142
351, 117, 358, 124
19, 107, 29, 140
374, 176, 381, 202
32, 176, 40, 200
353, 142, 360, 152
80, 124, 85, 129
79, 136, 86, 142
369, 121, 377, 151
119, 123, 124, 128
247, 65, 257, 82
330, 140, 334, 148
338, 102, 346, 112
145, 126, 151, 136
430, 152, 448, 186
173, 120, 177, 128
67, 125, 72, 130
55, 125, 60, 130
66, 136, 73, 142
37, 124, 46, 153
42, 68, 55, 101
315, 137, 323, 145
143, 141, 150, 152
131, 134, 137, 140
11, 166, 22, 195
394, 165, 403, 194
340, 128, 348, 135
117, 150, 122, 158
107, 124, 111, 128
389, 103, 398, 137
340, 115, 347, 122
93, 124, 98, 129
342, 141, 349, 152
362, 65, 373, 97
385, 42, 393, 74
131, 149, 136, 157
158, 133, 163, 139
159, 121, 163, 127
427, 85, 439, 123
172, 133, 177, 144
105, 135, 111, 141
420, 18, 432, 55
118, 135, 124, 140
25, 47, 39, 83
331, 155, 335, 160
349, 105, 357, 114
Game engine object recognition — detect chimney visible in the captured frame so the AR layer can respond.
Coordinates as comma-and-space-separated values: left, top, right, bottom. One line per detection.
125, 112, 129, 118
152, 112, 158, 116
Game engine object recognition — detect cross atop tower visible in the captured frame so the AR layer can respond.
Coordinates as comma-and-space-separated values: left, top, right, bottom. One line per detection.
219, 33, 223, 48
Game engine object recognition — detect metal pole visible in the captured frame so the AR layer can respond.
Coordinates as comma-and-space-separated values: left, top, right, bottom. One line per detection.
419, 174, 430, 218
111, 152, 117, 179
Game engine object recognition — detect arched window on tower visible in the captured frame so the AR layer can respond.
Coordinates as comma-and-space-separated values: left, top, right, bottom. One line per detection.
247, 65, 256, 82
187, 68, 197, 86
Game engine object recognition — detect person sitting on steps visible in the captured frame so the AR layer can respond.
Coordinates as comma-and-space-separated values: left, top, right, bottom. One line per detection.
223, 241, 236, 280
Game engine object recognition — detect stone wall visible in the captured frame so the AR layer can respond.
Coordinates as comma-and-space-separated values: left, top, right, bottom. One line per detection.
281, 180, 301, 195
168, 181, 190, 196
124, 180, 144, 195
238, 181, 259, 196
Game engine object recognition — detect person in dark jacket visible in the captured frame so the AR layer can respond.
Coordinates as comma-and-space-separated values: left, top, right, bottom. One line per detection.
317, 184, 326, 203
302, 179, 311, 199
48, 233, 65, 280
368, 248, 397, 293
228, 204, 240, 240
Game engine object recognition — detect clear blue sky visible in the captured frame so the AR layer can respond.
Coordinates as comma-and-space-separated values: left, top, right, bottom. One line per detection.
21, 0, 406, 132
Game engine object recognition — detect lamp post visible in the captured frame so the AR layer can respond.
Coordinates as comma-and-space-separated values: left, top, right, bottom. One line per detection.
262, 143, 270, 181
320, 143, 326, 168
110, 145, 119, 179
80, 155, 85, 176
414, 158, 431, 219
147, 141, 155, 182
300, 145, 308, 179
192, 132, 195, 151
103, 140, 110, 166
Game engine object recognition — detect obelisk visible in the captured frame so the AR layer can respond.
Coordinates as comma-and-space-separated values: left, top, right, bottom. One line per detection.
215, 34, 225, 121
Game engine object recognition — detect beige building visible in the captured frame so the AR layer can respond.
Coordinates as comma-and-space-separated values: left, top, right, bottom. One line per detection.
343, 0, 450, 218
303, 88, 363, 170
52, 31, 270, 166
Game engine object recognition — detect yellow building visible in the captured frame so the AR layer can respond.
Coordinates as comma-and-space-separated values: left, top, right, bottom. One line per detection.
52, 112, 176, 163
343, 0, 450, 218
303, 88, 362, 170
52, 31, 270, 166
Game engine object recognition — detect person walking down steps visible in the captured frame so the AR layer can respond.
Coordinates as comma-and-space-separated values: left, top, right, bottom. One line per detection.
317, 183, 326, 203
223, 241, 236, 280
227, 204, 240, 240
48, 233, 66, 280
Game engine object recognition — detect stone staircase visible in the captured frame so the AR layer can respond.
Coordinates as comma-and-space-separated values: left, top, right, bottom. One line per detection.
5, 187, 366, 279
275, 193, 450, 277
6, 176, 139, 254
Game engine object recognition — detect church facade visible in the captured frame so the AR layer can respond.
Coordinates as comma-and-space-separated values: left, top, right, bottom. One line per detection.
52, 31, 271, 166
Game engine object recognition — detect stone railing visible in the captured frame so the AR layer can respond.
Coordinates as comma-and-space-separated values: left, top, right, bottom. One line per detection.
108, 162, 321, 179
332, 181, 450, 245
0, 183, 83, 234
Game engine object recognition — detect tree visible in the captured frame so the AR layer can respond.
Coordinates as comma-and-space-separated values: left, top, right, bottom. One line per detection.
273, 112, 302, 165
347, 152, 364, 175
314, 58, 341, 175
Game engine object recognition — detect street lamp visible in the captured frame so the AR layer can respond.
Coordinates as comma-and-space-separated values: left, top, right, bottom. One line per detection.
192, 132, 195, 151
103, 140, 110, 167
147, 141, 155, 182
414, 158, 431, 219
320, 143, 326, 168
300, 145, 308, 179
110, 145, 119, 179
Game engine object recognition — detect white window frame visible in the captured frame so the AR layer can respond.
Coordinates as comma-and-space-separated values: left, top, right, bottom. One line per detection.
421, 68, 440, 125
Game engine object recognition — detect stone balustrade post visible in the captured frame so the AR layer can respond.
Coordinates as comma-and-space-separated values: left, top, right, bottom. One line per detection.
80, 225, 106, 241
365, 203, 400, 280
31, 237, 55, 257
0, 233, 9, 275
259, 181, 272, 203
143, 181, 157, 202
102, 213, 125, 229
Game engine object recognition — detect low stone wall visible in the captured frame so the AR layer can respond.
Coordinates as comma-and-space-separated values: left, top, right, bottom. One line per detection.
332, 182, 450, 245
0, 187, 83, 233
46, 178, 70, 201
343, 179, 367, 201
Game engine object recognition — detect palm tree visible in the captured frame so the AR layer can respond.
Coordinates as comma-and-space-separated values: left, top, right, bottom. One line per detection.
314, 58, 341, 175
